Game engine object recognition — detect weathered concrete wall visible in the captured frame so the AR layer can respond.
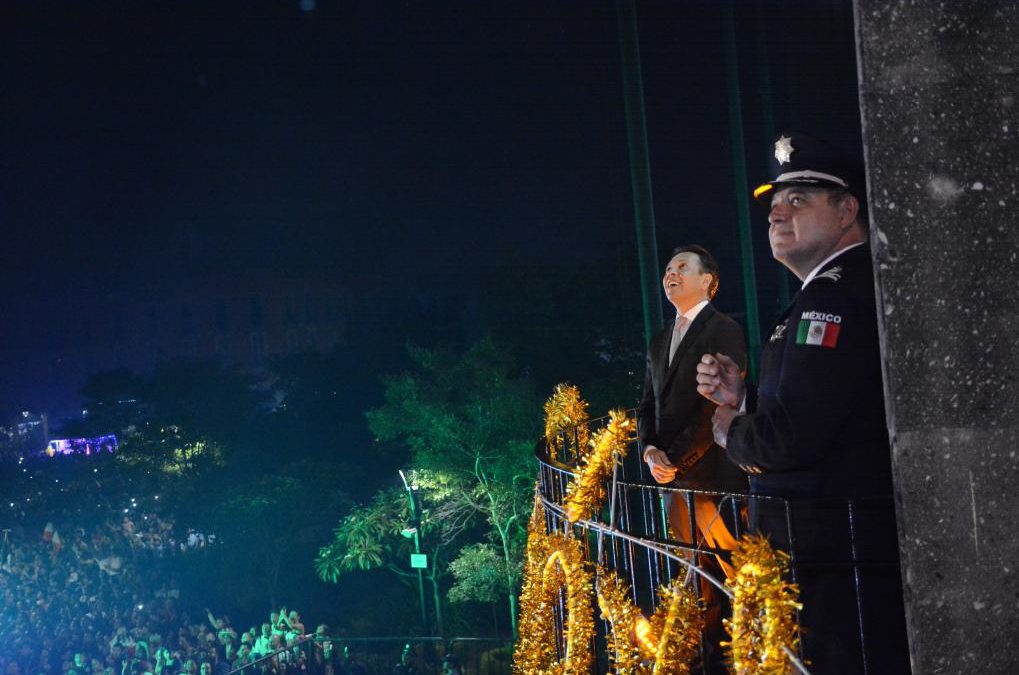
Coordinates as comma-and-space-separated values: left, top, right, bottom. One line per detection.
854, 1, 1019, 672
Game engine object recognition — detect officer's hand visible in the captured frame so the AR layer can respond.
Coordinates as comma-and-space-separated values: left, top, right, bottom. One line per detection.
643, 447, 677, 484
696, 353, 745, 407
711, 405, 739, 449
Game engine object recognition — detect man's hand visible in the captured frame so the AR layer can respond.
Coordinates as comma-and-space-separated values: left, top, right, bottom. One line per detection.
696, 353, 745, 407
710, 404, 739, 449
643, 447, 678, 484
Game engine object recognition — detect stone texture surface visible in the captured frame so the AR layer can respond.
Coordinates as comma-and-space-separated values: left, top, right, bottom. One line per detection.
854, 1, 1019, 672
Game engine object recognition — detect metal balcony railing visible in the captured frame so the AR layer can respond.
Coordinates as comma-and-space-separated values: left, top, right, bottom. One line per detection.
536, 412, 902, 675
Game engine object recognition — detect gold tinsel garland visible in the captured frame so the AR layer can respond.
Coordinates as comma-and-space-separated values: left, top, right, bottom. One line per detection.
595, 569, 646, 674
543, 384, 591, 458
513, 493, 557, 674
527, 392, 806, 674
512, 495, 595, 675
563, 409, 635, 523
596, 568, 705, 675
542, 538, 596, 675
648, 579, 705, 674
723, 534, 802, 674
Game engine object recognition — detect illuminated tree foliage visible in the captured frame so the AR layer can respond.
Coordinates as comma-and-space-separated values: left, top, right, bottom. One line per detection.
447, 543, 507, 605
364, 339, 540, 636
65, 361, 259, 495
315, 488, 409, 578
115, 424, 225, 477
315, 482, 460, 634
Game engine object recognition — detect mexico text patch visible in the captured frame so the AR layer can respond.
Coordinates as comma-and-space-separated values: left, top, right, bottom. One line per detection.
796, 311, 841, 348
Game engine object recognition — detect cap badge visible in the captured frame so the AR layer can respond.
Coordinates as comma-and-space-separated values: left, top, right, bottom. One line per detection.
774, 135, 794, 165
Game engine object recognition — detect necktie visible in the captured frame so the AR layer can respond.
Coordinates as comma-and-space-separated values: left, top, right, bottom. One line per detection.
668, 315, 689, 365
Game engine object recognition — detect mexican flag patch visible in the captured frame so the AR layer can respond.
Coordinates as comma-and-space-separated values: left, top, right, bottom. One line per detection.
796, 311, 841, 348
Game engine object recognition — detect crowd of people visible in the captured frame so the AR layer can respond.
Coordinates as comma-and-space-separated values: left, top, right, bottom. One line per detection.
0, 514, 484, 674
0, 515, 338, 675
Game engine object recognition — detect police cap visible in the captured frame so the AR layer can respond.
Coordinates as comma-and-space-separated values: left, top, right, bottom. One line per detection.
753, 131, 866, 202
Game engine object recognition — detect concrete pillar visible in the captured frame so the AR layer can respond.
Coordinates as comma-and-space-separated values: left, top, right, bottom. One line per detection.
854, 2, 1019, 672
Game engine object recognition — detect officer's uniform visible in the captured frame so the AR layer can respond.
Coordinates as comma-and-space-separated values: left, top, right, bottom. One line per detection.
725, 132, 910, 673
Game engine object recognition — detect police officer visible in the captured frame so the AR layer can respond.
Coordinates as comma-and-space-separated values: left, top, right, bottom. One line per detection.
695, 132, 910, 673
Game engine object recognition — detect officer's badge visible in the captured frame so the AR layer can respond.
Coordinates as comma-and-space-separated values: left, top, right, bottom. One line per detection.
815, 266, 843, 283
769, 322, 787, 343
774, 135, 794, 165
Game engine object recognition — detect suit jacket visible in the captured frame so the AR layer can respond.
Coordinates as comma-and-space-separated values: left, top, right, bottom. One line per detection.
636, 303, 748, 491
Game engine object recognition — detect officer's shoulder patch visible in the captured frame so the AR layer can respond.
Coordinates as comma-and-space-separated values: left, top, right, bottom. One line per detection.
814, 265, 843, 283
795, 310, 842, 348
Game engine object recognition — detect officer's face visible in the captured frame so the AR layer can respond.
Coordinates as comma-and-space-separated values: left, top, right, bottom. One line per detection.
768, 187, 854, 279
662, 252, 710, 310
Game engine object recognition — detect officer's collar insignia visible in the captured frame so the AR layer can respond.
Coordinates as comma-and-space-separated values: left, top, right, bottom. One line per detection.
815, 266, 843, 283
769, 322, 787, 343
774, 135, 794, 165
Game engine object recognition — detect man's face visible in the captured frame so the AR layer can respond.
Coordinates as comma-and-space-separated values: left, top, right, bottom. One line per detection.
662, 252, 710, 311
768, 187, 854, 278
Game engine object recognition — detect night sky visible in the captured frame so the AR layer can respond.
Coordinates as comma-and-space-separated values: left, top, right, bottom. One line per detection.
0, 0, 862, 416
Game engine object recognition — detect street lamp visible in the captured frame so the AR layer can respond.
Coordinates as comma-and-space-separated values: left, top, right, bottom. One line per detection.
398, 470, 429, 635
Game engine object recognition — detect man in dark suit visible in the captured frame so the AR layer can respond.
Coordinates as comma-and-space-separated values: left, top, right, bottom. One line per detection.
636, 244, 747, 569
695, 132, 909, 673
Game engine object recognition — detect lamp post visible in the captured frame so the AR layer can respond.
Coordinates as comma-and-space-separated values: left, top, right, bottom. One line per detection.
398, 470, 429, 635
